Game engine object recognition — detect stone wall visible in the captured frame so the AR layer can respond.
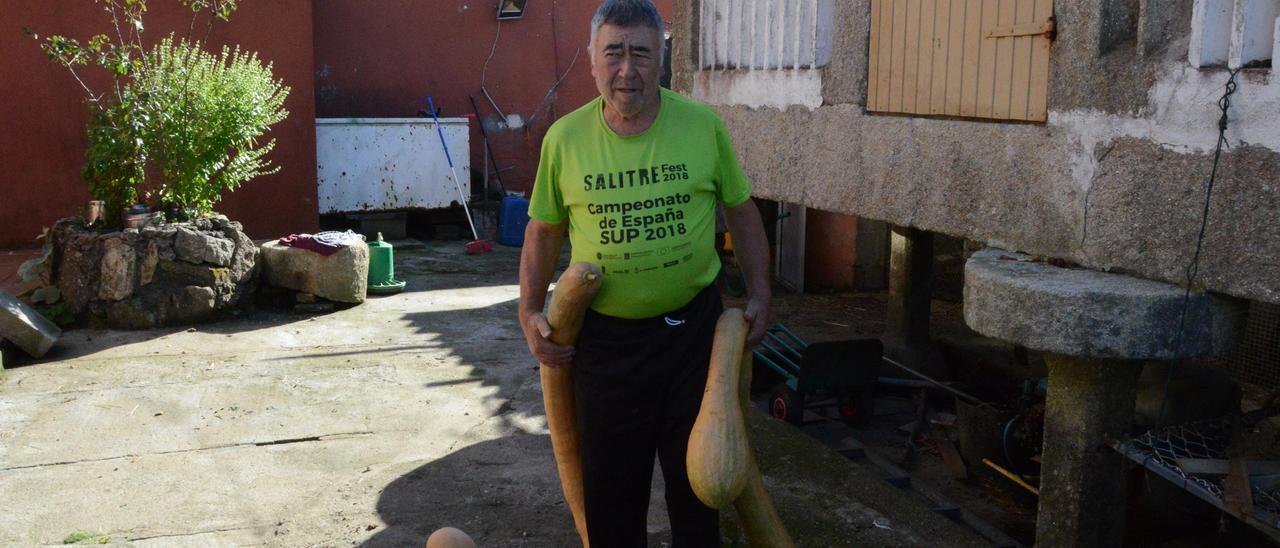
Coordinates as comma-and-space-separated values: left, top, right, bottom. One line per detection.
672, 0, 1280, 305
52, 216, 259, 328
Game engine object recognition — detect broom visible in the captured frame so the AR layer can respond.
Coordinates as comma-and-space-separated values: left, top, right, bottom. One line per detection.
427, 96, 492, 255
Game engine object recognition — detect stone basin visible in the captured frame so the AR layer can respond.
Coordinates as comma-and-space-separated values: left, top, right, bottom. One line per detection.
964, 248, 1244, 360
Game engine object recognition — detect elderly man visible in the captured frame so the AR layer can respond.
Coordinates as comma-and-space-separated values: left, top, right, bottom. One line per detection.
518, 0, 771, 545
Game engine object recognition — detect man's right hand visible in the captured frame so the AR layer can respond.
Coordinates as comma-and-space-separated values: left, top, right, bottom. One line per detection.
521, 311, 575, 368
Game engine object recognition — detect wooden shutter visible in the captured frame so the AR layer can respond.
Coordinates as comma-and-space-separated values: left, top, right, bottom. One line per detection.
867, 0, 1054, 122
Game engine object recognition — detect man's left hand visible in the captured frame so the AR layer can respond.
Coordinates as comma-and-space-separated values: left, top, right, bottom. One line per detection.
742, 296, 769, 350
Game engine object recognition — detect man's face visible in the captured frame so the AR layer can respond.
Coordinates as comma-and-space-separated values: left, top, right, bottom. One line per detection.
590, 23, 662, 121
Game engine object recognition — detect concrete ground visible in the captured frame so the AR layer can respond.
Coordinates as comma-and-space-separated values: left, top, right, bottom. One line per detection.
0, 241, 986, 547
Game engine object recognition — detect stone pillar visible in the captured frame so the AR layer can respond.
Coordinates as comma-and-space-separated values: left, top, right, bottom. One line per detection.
883, 226, 942, 374
886, 226, 933, 345
853, 218, 889, 291
1038, 355, 1141, 546
964, 248, 1243, 548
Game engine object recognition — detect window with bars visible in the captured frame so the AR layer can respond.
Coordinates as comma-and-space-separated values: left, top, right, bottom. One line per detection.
698, 0, 833, 70
1189, 0, 1278, 69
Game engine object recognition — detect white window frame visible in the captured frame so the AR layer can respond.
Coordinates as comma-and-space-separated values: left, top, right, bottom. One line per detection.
691, 0, 834, 109
1190, 0, 1278, 69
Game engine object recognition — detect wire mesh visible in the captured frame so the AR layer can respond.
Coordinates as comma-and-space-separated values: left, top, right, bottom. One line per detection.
1131, 417, 1280, 518
1207, 302, 1280, 390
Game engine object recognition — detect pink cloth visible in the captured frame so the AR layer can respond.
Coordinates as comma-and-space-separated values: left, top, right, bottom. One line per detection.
277, 233, 343, 256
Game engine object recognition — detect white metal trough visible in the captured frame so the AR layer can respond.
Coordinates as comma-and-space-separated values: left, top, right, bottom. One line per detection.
316, 117, 471, 214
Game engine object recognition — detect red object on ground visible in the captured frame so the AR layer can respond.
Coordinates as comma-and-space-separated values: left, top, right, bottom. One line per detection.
465, 240, 494, 255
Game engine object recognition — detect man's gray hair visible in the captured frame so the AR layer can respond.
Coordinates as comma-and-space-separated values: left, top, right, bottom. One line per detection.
589, 0, 665, 54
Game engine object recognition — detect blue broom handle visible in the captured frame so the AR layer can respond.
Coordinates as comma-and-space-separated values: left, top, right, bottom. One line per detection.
426, 96, 454, 168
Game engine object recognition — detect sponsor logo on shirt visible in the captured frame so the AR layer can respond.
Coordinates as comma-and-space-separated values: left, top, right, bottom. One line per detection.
581, 163, 690, 192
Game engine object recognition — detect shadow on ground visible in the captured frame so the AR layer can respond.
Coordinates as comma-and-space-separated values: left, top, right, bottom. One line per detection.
361, 433, 582, 547
396, 293, 540, 436
1, 308, 327, 366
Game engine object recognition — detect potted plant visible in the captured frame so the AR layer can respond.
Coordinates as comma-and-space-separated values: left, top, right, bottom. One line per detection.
26, 0, 291, 328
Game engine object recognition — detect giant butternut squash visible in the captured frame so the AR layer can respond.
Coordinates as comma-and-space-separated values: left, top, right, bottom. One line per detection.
540, 262, 602, 546
686, 308, 752, 508
733, 352, 795, 547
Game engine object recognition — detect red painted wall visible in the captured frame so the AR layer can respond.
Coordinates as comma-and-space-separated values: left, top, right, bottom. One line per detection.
312, 0, 672, 197
0, 1, 317, 248
805, 207, 860, 291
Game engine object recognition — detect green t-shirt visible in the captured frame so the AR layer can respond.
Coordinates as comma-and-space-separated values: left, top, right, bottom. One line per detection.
529, 88, 752, 319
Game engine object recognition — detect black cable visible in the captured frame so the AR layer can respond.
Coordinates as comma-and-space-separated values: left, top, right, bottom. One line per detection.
468, 94, 508, 197
1185, 69, 1241, 295
1154, 67, 1242, 429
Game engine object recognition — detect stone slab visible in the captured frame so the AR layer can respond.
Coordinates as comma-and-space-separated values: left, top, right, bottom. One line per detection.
964, 248, 1244, 360
98, 237, 136, 301
0, 289, 61, 358
260, 240, 369, 304
174, 226, 234, 266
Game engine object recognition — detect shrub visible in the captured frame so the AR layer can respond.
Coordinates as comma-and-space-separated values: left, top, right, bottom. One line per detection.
29, 0, 288, 225
137, 36, 290, 216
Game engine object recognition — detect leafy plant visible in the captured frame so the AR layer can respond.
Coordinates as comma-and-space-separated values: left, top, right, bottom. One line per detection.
139, 37, 289, 214
27, 0, 286, 225
81, 90, 149, 215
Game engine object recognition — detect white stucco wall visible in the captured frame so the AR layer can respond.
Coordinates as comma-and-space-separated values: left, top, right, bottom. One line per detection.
1050, 64, 1279, 203
689, 70, 824, 109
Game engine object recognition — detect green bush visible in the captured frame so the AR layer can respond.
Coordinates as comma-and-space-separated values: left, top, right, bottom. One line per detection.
30, 0, 288, 225
82, 89, 149, 216
138, 37, 290, 216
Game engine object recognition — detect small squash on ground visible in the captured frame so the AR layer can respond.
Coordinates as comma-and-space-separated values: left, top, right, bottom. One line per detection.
425, 527, 477, 548
540, 262, 603, 546
686, 308, 752, 508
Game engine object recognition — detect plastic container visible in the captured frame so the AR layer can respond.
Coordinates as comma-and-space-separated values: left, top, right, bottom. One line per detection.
499, 195, 531, 246
367, 232, 405, 294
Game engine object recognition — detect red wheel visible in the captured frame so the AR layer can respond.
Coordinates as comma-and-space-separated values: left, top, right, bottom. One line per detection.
769, 385, 803, 425
771, 396, 789, 420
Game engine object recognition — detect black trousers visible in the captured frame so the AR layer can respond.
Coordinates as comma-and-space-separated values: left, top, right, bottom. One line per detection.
572, 285, 723, 548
